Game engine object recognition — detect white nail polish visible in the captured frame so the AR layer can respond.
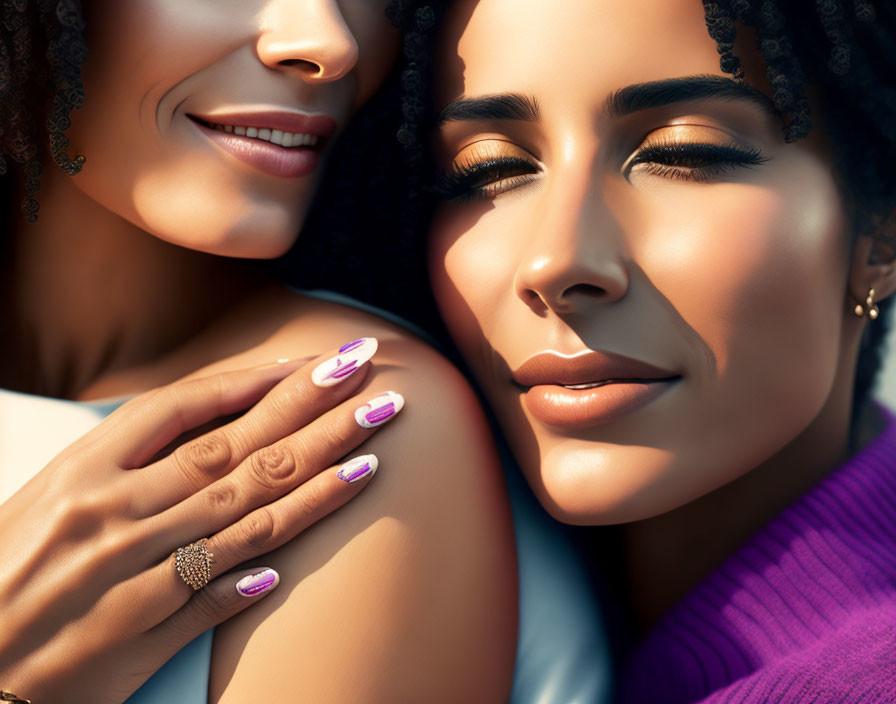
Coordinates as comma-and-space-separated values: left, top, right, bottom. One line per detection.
311, 338, 378, 387
355, 391, 405, 428
235, 568, 280, 597
337, 454, 378, 483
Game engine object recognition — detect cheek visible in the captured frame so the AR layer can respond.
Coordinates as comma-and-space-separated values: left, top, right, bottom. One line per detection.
429, 205, 518, 360
638, 165, 850, 465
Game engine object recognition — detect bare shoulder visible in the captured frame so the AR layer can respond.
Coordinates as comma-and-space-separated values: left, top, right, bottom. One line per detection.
207, 288, 519, 703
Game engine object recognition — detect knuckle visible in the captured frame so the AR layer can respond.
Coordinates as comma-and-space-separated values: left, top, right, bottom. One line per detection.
316, 420, 348, 455
175, 433, 233, 482
249, 444, 296, 489
294, 482, 327, 519
204, 482, 238, 512
258, 390, 296, 424
190, 589, 223, 623
171, 588, 233, 637
94, 526, 136, 563
51, 490, 108, 539
238, 507, 276, 552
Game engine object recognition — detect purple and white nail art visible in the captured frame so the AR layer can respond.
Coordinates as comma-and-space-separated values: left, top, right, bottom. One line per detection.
235, 568, 280, 598
336, 454, 379, 484
355, 391, 405, 429
311, 337, 378, 387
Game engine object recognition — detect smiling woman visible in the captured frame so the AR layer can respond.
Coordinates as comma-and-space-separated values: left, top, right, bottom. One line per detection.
0, 1, 518, 703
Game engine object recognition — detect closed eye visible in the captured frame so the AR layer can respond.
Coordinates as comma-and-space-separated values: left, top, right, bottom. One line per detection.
626, 142, 768, 182
435, 156, 540, 202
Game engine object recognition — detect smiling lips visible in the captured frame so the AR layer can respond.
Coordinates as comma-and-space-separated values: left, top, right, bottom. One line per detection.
188, 110, 337, 178
512, 350, 680, 427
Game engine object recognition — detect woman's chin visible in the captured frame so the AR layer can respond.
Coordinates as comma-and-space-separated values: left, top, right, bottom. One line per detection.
520, 443, 705, 525
135, 199, 307, 259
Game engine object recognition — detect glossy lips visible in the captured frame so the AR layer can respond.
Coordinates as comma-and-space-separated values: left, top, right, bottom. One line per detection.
189, 110, 337, 178
513, 350, 680, 427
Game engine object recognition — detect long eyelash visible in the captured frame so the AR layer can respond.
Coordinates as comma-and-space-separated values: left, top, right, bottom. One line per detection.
629, 142, 769, 182
435, 156, 538, 202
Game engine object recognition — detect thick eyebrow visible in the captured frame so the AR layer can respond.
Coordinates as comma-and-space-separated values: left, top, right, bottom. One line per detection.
437, 76, 775, 128
605, 74, 776, 119
438, 93, 540, 126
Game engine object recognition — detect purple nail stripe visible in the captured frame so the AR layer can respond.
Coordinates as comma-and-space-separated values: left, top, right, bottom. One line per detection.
236, 569, 278, 597
339, 339, 365, 353
338, 462, 371, 482
365, 403, 396, 423
325, 359, 358, 380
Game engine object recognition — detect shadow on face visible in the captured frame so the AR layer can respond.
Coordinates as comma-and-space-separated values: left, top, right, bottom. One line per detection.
428, 0, 859, 524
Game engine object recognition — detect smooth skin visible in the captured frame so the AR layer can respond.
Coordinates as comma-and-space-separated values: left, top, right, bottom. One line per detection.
428, 0, 896, 628
1, 0, 516, 701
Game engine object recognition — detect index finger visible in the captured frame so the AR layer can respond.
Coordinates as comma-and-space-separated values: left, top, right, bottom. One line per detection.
101, 358, 308, 467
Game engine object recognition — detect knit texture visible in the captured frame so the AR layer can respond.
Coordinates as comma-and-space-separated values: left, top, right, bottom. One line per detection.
619, 407, 896, 703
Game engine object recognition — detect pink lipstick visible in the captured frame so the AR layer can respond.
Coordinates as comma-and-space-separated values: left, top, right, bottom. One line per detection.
188, 110, 337, 179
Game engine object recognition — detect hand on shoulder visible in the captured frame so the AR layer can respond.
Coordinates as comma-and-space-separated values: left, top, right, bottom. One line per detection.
207, 289, 519, 703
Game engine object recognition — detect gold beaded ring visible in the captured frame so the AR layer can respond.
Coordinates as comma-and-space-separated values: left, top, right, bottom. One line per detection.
174, 538, 215, 591
0, 691, 31, 703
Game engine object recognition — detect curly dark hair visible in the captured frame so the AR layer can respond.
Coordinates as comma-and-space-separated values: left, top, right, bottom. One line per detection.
383, 0, 896, 419
0, 0, 86, 222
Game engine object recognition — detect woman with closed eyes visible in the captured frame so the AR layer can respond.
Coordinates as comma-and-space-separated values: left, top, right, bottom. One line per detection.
391, 0, 896, 700
0, 1, 520, 701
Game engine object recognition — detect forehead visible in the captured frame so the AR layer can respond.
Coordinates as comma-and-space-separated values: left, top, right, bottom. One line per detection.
435, 0, 748, 107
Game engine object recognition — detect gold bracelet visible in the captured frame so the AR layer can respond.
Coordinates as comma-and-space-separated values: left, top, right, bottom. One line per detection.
0, 692, 31, 704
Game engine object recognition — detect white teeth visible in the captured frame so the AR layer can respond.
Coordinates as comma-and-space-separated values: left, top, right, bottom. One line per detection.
204, 120, 319, 149
563, 381, 611, 390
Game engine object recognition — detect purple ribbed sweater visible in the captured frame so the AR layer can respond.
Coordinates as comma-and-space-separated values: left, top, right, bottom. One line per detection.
620, 407, 896, 703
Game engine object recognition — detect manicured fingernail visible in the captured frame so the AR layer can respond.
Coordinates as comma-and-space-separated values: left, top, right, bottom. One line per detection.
337, 454, 378, 483
235, 568, 280, 597
355, 391, 405, 428
311, 337, 378, 387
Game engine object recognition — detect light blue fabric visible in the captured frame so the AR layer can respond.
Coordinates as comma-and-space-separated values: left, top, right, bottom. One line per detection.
504, 458, 612, 704
125, 631, 213, 704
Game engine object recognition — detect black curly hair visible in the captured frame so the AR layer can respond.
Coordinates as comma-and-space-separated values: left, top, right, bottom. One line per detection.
383, 0, 896, 419
0, 0, 86, 222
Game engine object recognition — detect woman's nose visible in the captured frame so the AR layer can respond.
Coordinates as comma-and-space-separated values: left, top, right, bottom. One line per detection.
514, 191, 630, 316
256, 0, 360, 83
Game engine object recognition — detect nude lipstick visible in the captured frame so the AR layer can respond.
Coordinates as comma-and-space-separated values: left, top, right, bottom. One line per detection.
187, 110, 337, 179
512, 350, 680, 427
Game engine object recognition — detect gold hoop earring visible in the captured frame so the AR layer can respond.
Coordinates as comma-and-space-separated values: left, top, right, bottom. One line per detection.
853, 288, 879, 320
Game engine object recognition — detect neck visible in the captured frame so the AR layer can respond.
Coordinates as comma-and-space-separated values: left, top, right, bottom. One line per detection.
617, 353, 861, 632
1, 166, 266, 399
